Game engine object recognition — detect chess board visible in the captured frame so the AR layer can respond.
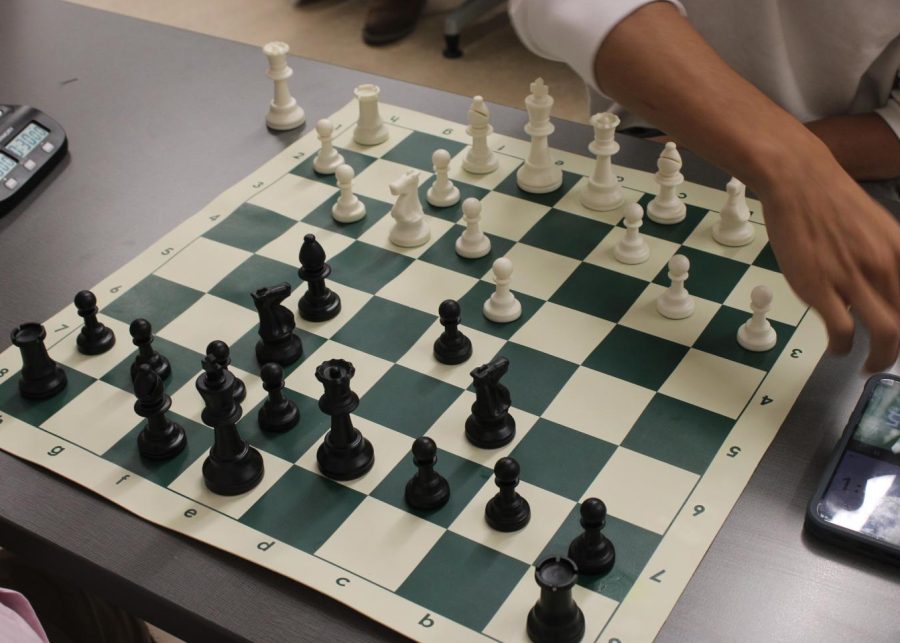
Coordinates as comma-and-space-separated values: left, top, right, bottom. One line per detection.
0, 100, 827, 642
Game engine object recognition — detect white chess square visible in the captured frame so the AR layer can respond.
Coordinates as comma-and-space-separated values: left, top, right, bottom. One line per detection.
619, 284, 720, 346
470, 191, 550, 241
682, 211, 768, 264
447, 148, 522, 190
284, 340, 392, 399
42, 381, 138, 455
660, 349, 766, 419
332, 122, 412, 158
553, 176, 643, 225
248, 174, 337, 221
49, 316, 134, 379
585, 227, 681, 282
256, 222, 355, 268
158, 294, 258, 349
486, 243, 579, 300
377, 261, 478, 315
543, 367, 654, 444
316, 497, 445, 591
357, 213, 452, 259
583, 447, 699, 534
510, 302, 615, 364
398, 320, 506, 389
154, 237, 252, 292
724, 265, 807, 326
351, 158, 433, 203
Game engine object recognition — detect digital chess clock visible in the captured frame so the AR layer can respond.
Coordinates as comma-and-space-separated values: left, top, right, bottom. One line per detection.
0, 105, 68, 215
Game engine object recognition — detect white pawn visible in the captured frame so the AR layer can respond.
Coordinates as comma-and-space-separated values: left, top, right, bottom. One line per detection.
462, 95, 499, 174
483, 257, 522, 323
262, 41, 305, 131
614, 202, 650, 264
388, 169, 430, 247
456, 197, 491, 258
313, 119, 345, 175
737, 285, 777, 351
647, 142, 686, 224
581, 112, 624, 211
332, 164, 366, 223
427, 149, 460, 207
713, 178, 755, 246
353, 83, 389, 146
656, 254, 695, 319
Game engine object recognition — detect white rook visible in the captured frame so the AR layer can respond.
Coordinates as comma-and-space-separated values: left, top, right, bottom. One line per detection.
353, 84, 389, 146
263, 41, 305, 131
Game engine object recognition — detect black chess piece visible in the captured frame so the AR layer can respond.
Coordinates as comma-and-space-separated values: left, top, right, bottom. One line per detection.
196, 353, 264, 495
432, 299, 472, 365
297, 233, 341, 322
465, 356, 516, 448
10, 323, 67, 400
252, 283, 303, 366
567, 498, 616, 576
207, 340, 246, 404
484, 457, 530, 532
74, 290, 116, 355
133, 363, 186, 460
404, 437, 450, 510
257, 363, 299, 432
129, 319, 171, 381
315, 359, 374, 480
526, 556, 586, 643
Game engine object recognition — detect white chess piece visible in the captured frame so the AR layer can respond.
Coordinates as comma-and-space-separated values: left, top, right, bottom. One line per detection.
262, 42, 305, 130
353, 84, 389, 146
456, 197, 491, 258
516, 78, 563, 194
656, 254, 695, 319
581, 112, 624, 211
614, 202, 650, 264
331, 164, 366, 223
463, 95, 499, 174
388, 169, 430, 247
737, 285, 777, 351
313, 119, 345, 174
647, 142, 687, 224
713, 178, 755, 246
483, 257, 522, 323
427, 149, 460, 207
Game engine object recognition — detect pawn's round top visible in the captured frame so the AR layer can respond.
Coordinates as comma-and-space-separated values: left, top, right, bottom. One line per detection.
727, 177, 742, 196
492, 257, 513, 280
494, 456, 519, 481
580, 497, 607, 528
622, 202, 643, 224
335, 163, 355, 184
316, 118, 333, 137
129, 318, 151, 341
462, 197, 481, 219
432, 148, 451, 167
438, 299, 461, 323
206, 340, 230, 361
133, 363, 162, 401
668, 254, 690, 276
260, 362, 284, 388
10, 322, 45, 346
534, 556, 578, 591
74, 290, 97, 311
750, 284, 774, 308
412, 436, 437, 462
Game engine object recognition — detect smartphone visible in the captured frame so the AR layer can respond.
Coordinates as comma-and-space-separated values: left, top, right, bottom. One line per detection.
805, 373, 900, 564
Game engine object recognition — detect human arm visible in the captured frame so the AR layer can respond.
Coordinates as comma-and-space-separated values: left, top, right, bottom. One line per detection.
805, 113, 900, 181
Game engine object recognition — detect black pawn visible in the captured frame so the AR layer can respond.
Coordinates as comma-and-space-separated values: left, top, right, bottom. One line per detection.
485, 457, 530, 532
568, 498, 615, 576
465, 356, 516, 448
133, 364, 186, 460
10, 323, 67, 400
433, 299, 472, 365
129, 319, 171, 381
405, 437, 450, 510
297, 233, 341, 322
74, 290, 115, 355
526, 556, 585, 643
252, 283, 303, 366
257, 363, 299, 432
315, 359, 374, 480
207, 340, 245, 404
196, 353, 264, 495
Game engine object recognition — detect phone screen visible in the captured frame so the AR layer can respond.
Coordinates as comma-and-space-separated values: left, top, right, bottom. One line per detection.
814, 377, 900, 546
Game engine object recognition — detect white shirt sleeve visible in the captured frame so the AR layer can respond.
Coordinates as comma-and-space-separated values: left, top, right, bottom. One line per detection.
874, 72, 900, 141
508, 0, 685, 95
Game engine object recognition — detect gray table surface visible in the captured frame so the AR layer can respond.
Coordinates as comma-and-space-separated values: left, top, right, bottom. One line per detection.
0, 1, 897, 641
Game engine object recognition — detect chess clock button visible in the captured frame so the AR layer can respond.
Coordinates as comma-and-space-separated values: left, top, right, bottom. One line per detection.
41, 142, 55, 153
24, 159, 37, 171
4, 178, 18, 190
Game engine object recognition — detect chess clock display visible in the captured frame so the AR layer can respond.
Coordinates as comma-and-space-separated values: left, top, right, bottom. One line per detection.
0, 105, 68, 215
806, 374, 900, 565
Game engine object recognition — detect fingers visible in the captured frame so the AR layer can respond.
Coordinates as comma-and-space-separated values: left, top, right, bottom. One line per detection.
808, 286, 855, 355
843, 279, 900, 372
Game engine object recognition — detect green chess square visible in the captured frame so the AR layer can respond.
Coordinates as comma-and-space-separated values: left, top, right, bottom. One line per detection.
0, 365, 95, 428
332, 297, 433, 361
510, 419, 616, 501
103, 412, 213, 487
693, 306, 793, 372
487, 341, 577, 415
381, 132, 467, 172
359, 365, 465, 438
753, 242, 781, 272
203, 203, 297, 253
538, 505, 661, 602
632, 194, 707, 244
621, 394, 734, 475
550, 264, 647, 322
240, 465, 366, 553
209, 255, 299, 311
290, 147, 376, 187
493, 169, 582, 208
397, 531, 529, 632
237, 390, 329, 463
520, 209, 613, 261
101, 336, 205, 395
102, 275, 203, 330
456, 281, 543, 340
328, 241, 414, 294
418, 226, 515, 279
652, 246, 748, 302
370, 446, 492, 528
417, 177, 490, 221
228, 325, 327, 377
583, 325, 688, 390
301, 193, 391, 238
